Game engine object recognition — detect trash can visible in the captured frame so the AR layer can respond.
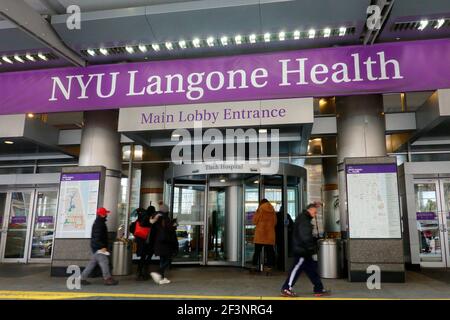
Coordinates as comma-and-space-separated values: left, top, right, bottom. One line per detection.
318, 239, 342, 279
112, 240, 132, 276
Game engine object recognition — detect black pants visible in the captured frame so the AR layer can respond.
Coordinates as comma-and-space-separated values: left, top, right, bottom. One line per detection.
158, 255, 172, 278
282, 256, 323, 293
252, 244, 275, 268
137, 251, 153, 276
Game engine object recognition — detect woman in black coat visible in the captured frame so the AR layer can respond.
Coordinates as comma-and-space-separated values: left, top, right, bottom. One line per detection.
133, 206, 155, 280
150, 211, 178, 285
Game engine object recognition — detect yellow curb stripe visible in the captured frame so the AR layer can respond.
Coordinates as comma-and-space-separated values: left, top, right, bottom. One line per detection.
0, 290, 449, 300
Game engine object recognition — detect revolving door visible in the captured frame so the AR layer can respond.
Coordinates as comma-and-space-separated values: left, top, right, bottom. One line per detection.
164, 163, 307, 270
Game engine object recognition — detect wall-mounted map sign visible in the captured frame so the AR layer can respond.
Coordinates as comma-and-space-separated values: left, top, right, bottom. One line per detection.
346, 164, 402, 239
55, 173, 100, 238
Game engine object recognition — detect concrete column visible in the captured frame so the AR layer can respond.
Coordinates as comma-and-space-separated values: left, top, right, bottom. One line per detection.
336, 94, 386, 233
321, 137, 340, 235
79, 110, 121, 231
225, 185, 242, 262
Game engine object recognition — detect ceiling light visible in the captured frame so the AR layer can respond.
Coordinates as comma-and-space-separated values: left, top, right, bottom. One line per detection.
4, 140, 14, 145
259, 129, 268, 133
220, 36, 228, 46
125, 46, 134, 54
253, 180, 259, 184
193, 38, 201, 48
249, 34, 257, 43
25, 54, 35, 62
264, 33, 271, 42
234, 34, 242, 45
38, 53, 47, 61
14, 55, 24, 63
99, 48, 109, 55
152, 44, 160, 51
165, 42, 173, 50
418, 20, 428, 31
179, 40, 187, 49
87, 49, 96, 56
2, 56, 13, 64
278, 31, 286, 41
293, 30, 301, 40
27, 113, 35, 118
323, 28, 331, 37
206, 37, 215, 47
220, 178, 226, 183
435, 18, 445, 29
138, 44, 147, 53
308, 29, 316, 39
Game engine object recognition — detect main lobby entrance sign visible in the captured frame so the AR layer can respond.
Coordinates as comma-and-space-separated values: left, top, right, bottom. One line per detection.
1, 39, 450, 115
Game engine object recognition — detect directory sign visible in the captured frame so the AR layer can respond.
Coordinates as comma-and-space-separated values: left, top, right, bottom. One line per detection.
346, 164, 401, 239
55, 173, 101, 238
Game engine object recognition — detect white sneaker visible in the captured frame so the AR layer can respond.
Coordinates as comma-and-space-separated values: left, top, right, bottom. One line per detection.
159, 278, 171, 285
150, 272, 162, 284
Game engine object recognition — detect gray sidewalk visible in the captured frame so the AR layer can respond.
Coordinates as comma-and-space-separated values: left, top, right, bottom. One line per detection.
0, 264, 449, 299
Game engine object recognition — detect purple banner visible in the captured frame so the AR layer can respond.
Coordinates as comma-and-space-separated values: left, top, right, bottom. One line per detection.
346, 164, 397, 174
1, 39, 450, 115
416, 212, 437, 220
11, 216, 27, 224
61, 172, 100, 182
36, 216, 54, 224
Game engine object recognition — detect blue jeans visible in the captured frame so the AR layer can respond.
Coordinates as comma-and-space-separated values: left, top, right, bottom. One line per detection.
282, 256, 323, 293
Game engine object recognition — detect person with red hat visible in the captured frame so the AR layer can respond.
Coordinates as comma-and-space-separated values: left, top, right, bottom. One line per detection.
80, 207, 118, 286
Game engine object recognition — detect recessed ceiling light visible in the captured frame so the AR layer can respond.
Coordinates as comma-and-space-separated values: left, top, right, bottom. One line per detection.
308, 29, 316, 39
264, 33, 271, 42
165, 42, 173, 50
220, 178, 226, 183
249, 34, 257, 43
179, 40, 187, 49
14, 55, 24, 63
38, 53, 47, 61
2, 56, 13, 64
125, 46, 134, 54
4, 140, 14, 145
206, 37, 215, 47
220, 36, 228, 46
278, 31, 286, 41
339, 27, 346, 36
27, 113, 35, 118
25, 54, 35, 62
234, 34, 242, 45
87, 49, 96, 56
323, 28, 331, 37
435, 18, 445, 29
418, 19, 428, 31
99, 48, 109, 55
192, 38, 201, 48
254, 180, 259, 184
293, 30, 301, 40
152, 43, 160, 51
138, 44, 147, 53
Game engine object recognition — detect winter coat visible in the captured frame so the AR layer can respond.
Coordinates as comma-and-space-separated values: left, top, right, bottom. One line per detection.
253, 202, 277, 245
90, 216, 108, 253
153, 213, 179, 257
292, 210, 317, 257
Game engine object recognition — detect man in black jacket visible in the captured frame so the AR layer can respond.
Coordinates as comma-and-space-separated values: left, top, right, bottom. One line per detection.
80, 207, 118, 286
281, 203, 329, 297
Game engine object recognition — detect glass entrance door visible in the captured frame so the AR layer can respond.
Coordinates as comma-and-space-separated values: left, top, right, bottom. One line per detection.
413, 180, 449, 268
438, 179, 450, 267
243, 175, 260, 267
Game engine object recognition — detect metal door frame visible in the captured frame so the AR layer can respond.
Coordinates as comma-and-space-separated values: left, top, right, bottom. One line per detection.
437, 179, 450, 267
27, 187, 59, 264
413, 179, 447, 268
0, 189, 36, 263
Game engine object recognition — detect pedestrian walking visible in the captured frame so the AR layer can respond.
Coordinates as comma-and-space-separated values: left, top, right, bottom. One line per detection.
80, 207, 118, 286
281, 203, 329, 297
252, 199, 277, 274
130, 207, 154, 281
150, 209, 179, 285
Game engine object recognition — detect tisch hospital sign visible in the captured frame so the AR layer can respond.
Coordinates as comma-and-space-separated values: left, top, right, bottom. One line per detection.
1, 39, 450, 115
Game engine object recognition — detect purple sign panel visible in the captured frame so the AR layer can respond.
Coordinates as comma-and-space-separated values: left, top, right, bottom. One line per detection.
416, 212, 437, 220
61, 172, 100, 182
346, 164, 397, 174
37, 216, 54, 224
1, 39, 450, 115
11, 216, 27, 224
